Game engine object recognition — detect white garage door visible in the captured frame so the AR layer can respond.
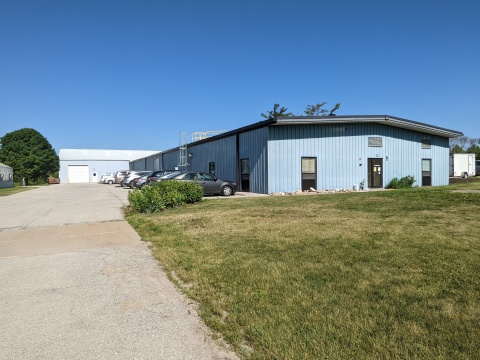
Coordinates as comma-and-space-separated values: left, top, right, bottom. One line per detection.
68, 165, 89, 183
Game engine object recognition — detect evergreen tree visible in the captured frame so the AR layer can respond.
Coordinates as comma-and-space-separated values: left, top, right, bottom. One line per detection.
260, 104, 294, 119
0, 128, 59, 184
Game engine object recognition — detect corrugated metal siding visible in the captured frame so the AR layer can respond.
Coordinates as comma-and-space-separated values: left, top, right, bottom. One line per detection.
239, 127, 269, 193
268, 123, 449, 193
163, 150, 180, 170
128, 151, 167, 171
186, 136, 237, 182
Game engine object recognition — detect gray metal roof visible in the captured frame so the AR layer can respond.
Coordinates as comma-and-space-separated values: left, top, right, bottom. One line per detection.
275, 115, 463, 138
59, 149, 159, 161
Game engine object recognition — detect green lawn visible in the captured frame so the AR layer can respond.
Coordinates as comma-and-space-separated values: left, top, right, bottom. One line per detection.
0, 186, 35, 196
447, 175, 480, 190
127, 184, 480, 359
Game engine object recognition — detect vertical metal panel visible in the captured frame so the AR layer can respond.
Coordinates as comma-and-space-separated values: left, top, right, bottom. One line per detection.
268, 123, 450, 193
186, 136, 237, 182
163, 150, 180, 170
239, 127, 269, 193
145, 157, 154, 170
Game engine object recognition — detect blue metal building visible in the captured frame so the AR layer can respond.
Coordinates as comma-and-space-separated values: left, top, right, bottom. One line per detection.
130, 115, 462, 194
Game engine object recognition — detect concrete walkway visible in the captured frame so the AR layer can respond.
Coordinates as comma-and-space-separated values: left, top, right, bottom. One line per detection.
0, 184, 239, 359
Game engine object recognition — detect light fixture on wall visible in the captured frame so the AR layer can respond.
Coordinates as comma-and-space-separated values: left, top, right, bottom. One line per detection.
386, 156, 389, 161
188, 153, 193, 158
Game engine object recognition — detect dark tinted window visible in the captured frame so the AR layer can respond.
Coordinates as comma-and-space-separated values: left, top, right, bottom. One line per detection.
200, 173, 215, 181
182, 173, 198, 180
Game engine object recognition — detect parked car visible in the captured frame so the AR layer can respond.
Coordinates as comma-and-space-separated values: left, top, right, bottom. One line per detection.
114, 170, 129, 185
167, 171, 237, 196
132, 174, 150, 189
123, 171, 152, 188
101, 173, 115, 184
145, 170, 177, 185
149, 171, 184, 184
101, 173, 113, 181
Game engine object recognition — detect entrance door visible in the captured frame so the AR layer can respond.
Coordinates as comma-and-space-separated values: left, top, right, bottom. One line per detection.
468, 154, 475, 176
301, 157, 317, 191
422, 159, 432, 186
368, 158, 383, 188
241, 159, 250, 192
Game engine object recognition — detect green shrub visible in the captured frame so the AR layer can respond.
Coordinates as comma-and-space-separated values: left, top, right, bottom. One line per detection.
128, 184, 166, 213
386, 175, 416, 189
179, 181, 205, 203
128, 180, 203, 213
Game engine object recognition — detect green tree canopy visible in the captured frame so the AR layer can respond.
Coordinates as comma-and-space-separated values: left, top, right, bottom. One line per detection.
0, 128, 59, 184
304, 102, 341, 116
467, 143, 480, 159
260, 103, 294, 119
261, 101, 341, 120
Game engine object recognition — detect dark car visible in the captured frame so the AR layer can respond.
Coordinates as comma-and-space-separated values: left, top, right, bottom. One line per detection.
132, 174, 150, 189
145, 170, 177, 185
149, 171, 184, 184
168, 171, 237, 196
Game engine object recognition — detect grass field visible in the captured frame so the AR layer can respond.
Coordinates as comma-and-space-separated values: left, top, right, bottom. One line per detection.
0, 186, 35, 196
446, 176, 480, 190
127, 181, 480, 359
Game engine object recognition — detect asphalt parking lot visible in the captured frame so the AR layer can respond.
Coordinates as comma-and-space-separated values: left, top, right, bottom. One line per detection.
0, 184, 239, 359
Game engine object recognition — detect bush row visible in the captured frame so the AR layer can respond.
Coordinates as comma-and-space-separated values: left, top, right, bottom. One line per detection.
128, 180, 204, 213
386, 175, 416, 189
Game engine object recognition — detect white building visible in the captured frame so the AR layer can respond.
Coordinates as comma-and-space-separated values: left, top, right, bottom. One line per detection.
59, 149, 159, 183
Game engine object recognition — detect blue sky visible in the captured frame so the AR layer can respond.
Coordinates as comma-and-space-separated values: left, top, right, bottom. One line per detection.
1, 0, 479, 152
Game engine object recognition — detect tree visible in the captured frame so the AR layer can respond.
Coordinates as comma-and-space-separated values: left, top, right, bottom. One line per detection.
328, 103, 341, 116
467, 143, 480, 159
451, 144, 464, 154
449, 136, 469, 152
304, 102, 327, 116
261, 103, 294, 119
0, 128, 59, 184
304, 102, 341, 116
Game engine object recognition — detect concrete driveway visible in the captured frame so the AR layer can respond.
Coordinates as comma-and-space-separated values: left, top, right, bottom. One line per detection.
0, 184, 239, 359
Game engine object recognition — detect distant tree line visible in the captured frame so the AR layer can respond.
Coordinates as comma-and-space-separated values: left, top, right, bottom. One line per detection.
450, 136, 480, 158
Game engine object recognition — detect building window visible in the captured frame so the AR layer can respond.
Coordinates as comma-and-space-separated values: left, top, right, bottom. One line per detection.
209, 162, 215, 175
241, 159, 250, 192
368, 137, 383, 147
301, 157, 317, 191
422, 159, 432, 186
421, 140, 431, 149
